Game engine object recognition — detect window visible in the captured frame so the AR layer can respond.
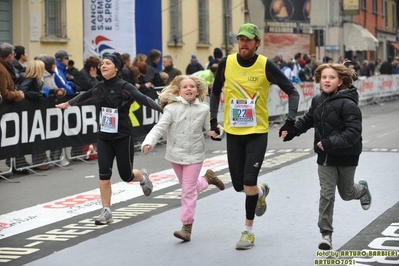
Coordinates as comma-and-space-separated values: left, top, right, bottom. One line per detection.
392, 2, 396, 31
198, 0, 210, 44
223, 0, 232, 46
384, 1, 388, 29
169, 0, 182, 45
361, 0, 367, 10
44, 0, 67, 38
372, 0, 378, 14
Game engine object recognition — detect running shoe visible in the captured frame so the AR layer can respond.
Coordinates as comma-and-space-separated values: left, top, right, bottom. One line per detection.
94, 208, 113, 225
140, 168, 153, 196
255, 183, 270, 217
236, 230, 255, 250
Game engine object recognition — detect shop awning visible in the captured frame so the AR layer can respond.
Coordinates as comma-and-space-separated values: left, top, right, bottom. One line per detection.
343, 23, 379, 51
390, 41, 399, 50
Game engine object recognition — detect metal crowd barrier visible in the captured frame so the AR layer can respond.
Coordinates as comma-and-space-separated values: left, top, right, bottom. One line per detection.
0, 159, 16, 183
65, 145, 97, 162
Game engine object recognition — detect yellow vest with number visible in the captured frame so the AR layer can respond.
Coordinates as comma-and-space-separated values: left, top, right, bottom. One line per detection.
223, 54, 270, 135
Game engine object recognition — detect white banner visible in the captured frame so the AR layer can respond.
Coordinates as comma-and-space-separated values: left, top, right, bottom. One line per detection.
268, 75, 399, 117
83, 0, 136, 59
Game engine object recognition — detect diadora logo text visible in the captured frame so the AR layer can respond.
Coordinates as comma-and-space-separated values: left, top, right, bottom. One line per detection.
0, 106, 98, 147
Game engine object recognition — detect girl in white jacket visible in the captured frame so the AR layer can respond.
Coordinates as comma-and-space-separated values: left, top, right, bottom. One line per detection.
142, 75, 225, 242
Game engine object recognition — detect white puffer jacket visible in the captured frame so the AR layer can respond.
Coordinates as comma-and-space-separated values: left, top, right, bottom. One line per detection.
142, 95, 210, 165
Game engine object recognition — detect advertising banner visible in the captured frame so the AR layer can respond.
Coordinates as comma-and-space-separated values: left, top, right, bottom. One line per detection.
262, 0, 311, 60
0, 95, 159, 159
83, 0, 136, 59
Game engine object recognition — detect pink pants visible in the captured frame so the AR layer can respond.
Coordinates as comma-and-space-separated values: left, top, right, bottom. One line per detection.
171, 162, 209, 225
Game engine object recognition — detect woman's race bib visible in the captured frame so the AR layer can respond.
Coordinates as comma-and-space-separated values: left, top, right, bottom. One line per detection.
100, 107, 119, 133
229, 99, 257, 127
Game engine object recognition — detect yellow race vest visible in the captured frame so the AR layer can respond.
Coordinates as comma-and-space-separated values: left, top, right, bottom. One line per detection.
223, 54, 270, 135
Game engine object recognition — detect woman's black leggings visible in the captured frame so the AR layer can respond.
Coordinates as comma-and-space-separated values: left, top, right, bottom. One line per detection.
96, 135, 135, 182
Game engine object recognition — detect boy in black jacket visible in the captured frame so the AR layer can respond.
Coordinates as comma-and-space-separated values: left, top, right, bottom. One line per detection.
280, 62, 372, 250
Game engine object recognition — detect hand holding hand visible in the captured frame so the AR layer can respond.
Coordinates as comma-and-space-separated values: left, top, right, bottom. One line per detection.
279, 119, 296, 142
317, 141, 324, 151
208, 125, 224, 140
280, 130, 288, 140
210, 118, 221, 141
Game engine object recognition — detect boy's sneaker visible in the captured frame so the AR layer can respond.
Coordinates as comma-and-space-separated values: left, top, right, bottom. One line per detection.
359, 180, 371, 210
318, 235, 333, 250
140, 168, 153, 196
255, 183, 270, 217
236, 230, 255, 250
94, 208, 113, 225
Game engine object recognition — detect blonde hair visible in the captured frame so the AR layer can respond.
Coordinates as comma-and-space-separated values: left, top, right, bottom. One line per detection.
24, 60, 45, 79
314, 60, 356, 90
159, 72, 169, 83
158, 75, 208, 109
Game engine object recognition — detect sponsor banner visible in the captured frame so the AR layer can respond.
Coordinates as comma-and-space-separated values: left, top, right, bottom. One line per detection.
268, 75, 398, 117
263, 0, 311, 60
84, 0, 136, 59
264, 0, 311, 33
0, 96, 160, 159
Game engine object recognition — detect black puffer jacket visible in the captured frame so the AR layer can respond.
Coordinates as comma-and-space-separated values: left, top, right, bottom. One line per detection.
295, 85, 362, 166
18, 77, 46, 101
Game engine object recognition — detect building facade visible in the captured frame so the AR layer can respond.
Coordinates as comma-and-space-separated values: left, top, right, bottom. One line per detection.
1, 0, 84, 69
161, 0, 245, 72
2, 0, 396, 72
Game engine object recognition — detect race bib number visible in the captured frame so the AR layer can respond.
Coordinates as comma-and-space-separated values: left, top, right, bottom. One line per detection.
230, 99, 256, 127
100, 107, 119, 133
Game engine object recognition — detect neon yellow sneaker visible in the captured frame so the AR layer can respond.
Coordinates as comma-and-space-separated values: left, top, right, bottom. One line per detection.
255, 183, 270, 217
235, 230, 255, 250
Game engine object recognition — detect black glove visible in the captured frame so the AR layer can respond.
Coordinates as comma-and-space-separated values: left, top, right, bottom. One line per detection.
279, 119, 296, 142
210, 118, 221, 141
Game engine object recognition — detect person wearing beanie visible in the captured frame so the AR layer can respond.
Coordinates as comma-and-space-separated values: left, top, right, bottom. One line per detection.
207, 48, 223, 69
55, 52, 163, 226
186, 54, 204, 75
209, 23, 299, 250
